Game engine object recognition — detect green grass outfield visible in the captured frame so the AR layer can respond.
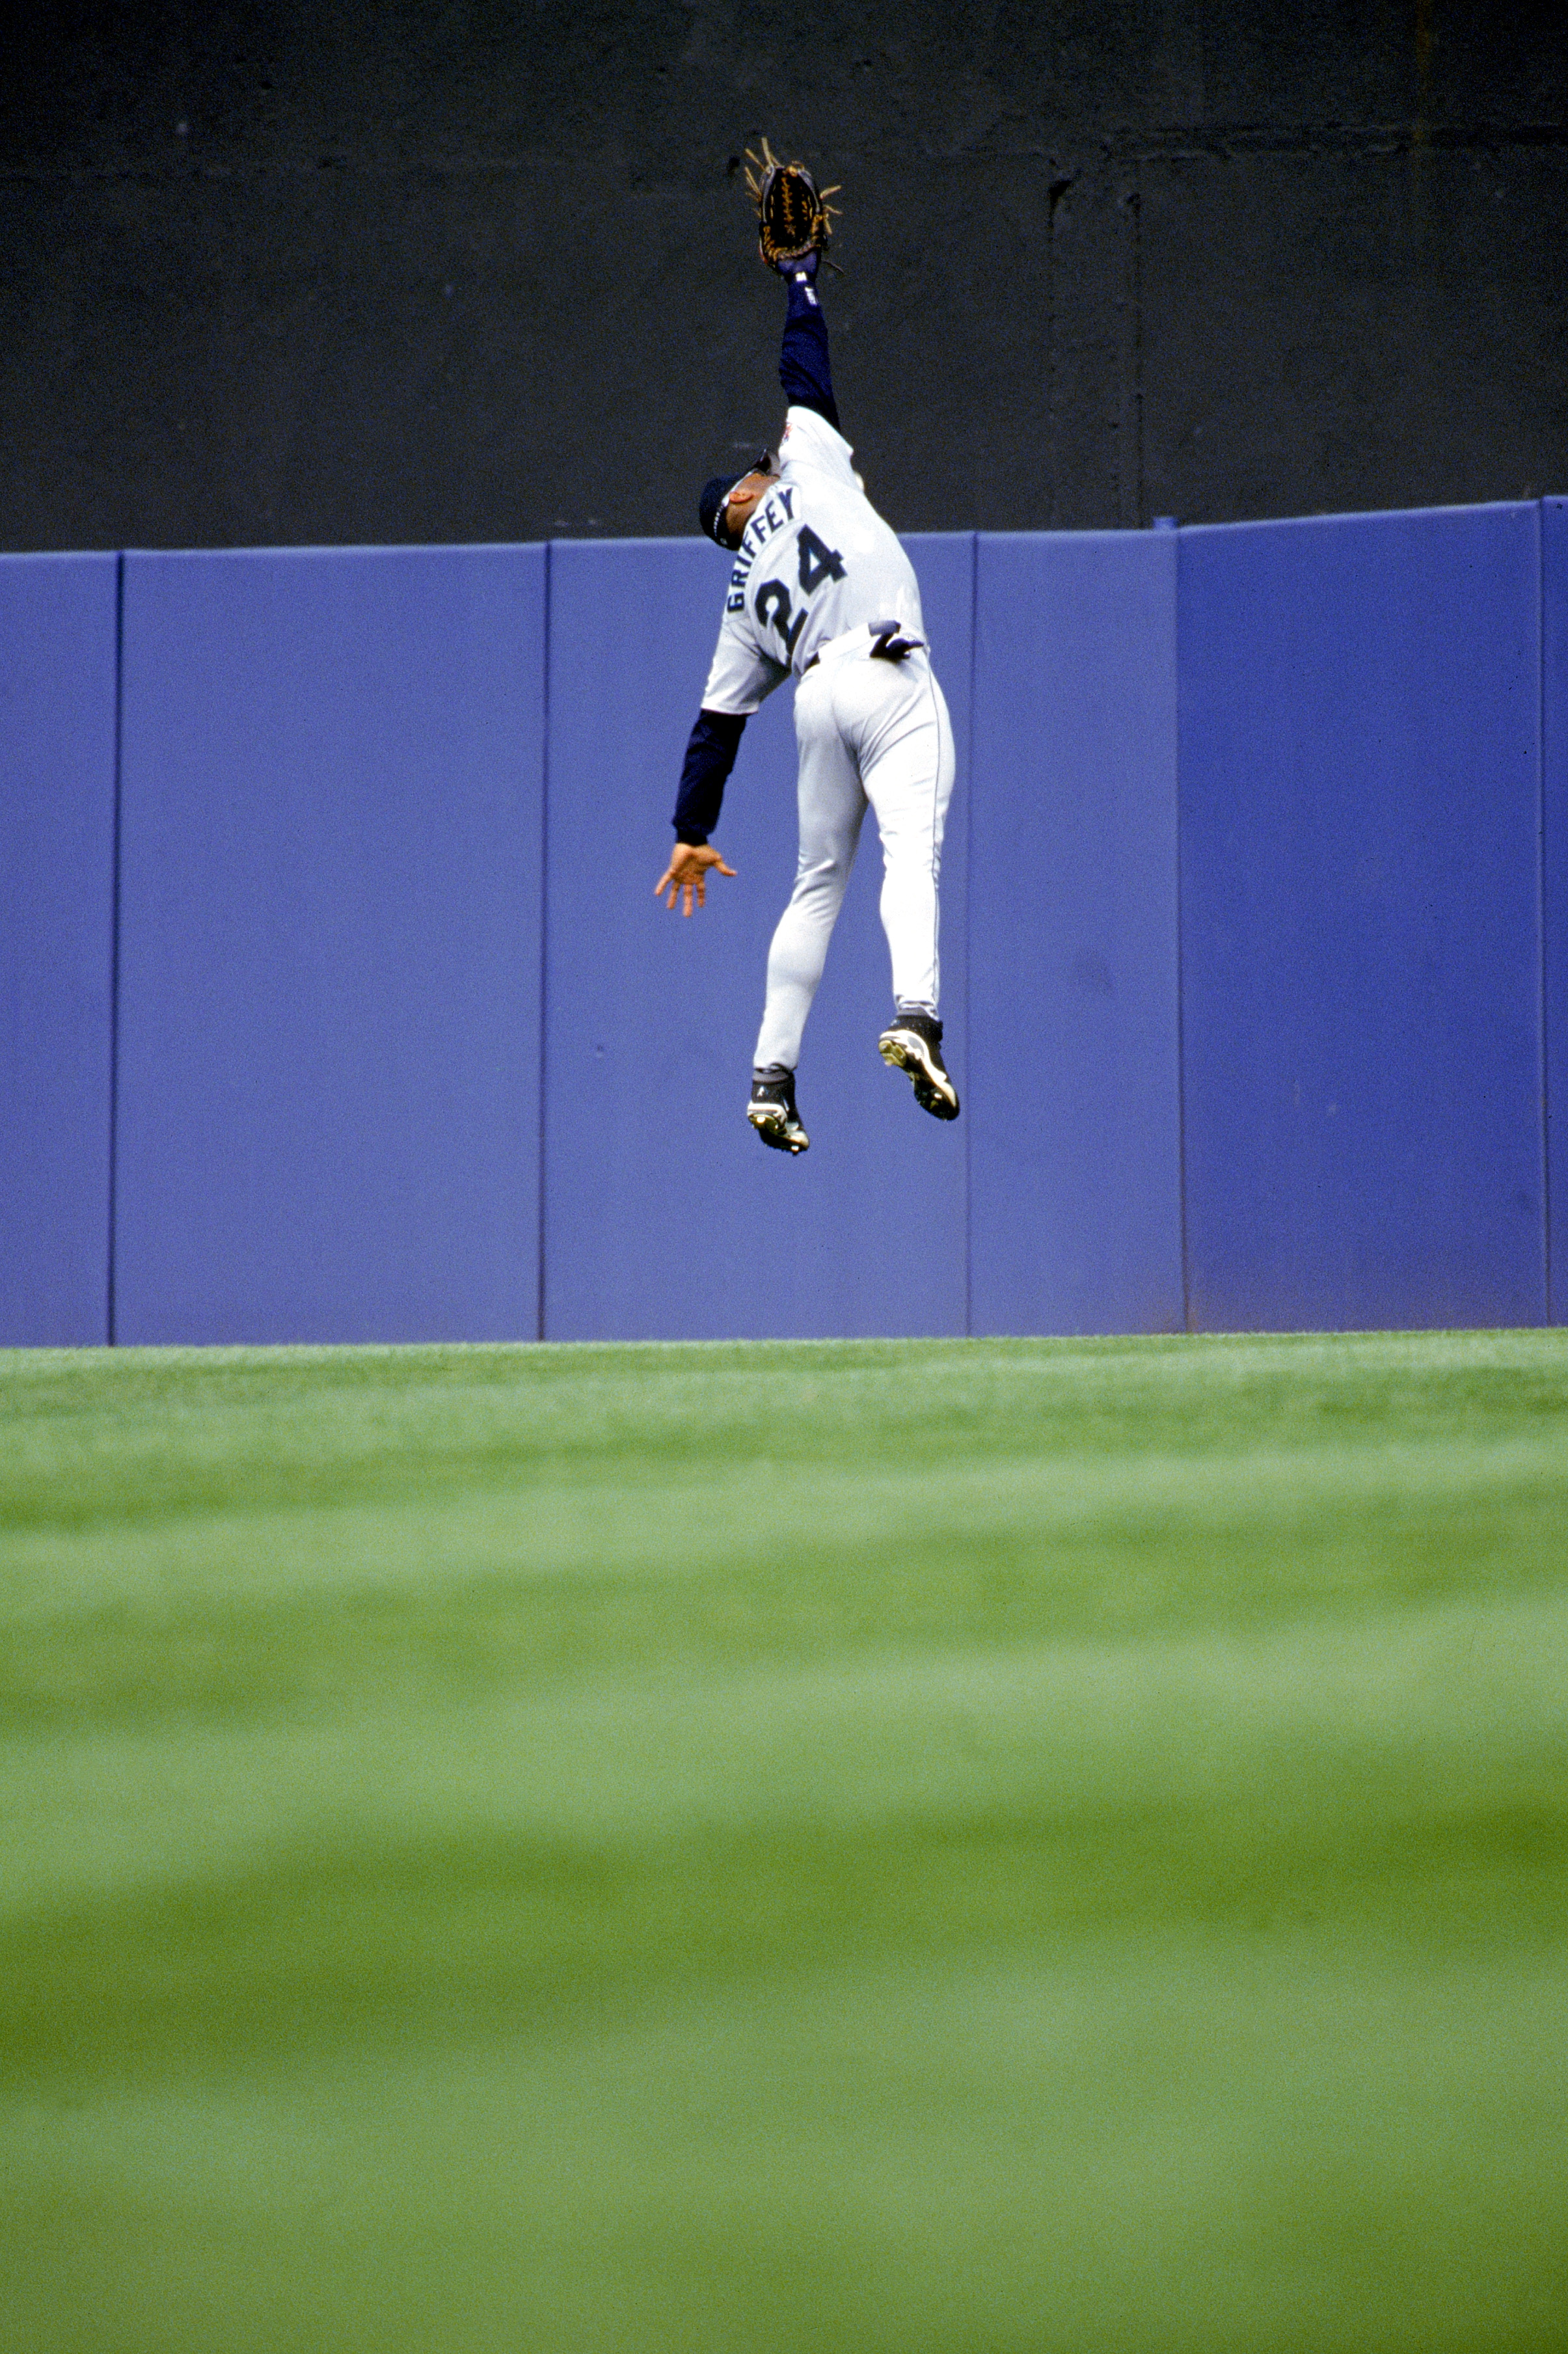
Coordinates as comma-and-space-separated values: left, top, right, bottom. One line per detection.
3, 1331, 1566, 2353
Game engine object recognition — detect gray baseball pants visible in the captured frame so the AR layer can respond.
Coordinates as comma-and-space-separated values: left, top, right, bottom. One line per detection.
752, 636, 955, 1071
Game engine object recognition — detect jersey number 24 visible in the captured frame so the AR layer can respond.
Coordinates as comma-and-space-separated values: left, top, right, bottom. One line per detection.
755, 526, 846, 659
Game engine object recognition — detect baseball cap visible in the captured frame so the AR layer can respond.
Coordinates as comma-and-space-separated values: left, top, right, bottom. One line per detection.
697, 452, 775, 545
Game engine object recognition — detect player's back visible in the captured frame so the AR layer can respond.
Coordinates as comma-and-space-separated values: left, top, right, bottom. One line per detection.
725, 407, 923, 677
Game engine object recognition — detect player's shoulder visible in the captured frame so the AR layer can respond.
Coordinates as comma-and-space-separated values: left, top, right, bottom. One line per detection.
779, 406, 860, 485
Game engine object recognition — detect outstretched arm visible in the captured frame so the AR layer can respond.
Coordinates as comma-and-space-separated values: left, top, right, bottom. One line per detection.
672, 708, 746, 845
654, 707, 746, 916
778, 258, 839, 431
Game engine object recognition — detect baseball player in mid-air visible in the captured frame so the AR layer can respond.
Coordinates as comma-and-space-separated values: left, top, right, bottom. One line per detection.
653, 148, 958, 1156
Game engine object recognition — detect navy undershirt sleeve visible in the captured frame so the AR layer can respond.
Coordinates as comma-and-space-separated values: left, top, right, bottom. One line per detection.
673, 708, 747, 844
779, 271, 839, 430
672, 277, 831, 847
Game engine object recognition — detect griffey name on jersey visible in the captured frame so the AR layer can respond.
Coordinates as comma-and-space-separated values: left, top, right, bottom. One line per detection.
727, 485, 798, 612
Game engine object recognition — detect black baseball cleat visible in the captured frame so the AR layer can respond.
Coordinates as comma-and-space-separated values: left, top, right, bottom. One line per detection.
748, 1065, 809, 1154
878, 1009, 960, 1120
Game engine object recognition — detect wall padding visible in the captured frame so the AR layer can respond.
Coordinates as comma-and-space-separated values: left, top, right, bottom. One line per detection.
1545, 498, 1568, 1327
541, 534, 971, 1341
0, 553, 119, 1346
1178, 503, 1546, 1331
968, 531, 1184, 1334
114, 545, 545, 1344
7, 503, 1558, 1351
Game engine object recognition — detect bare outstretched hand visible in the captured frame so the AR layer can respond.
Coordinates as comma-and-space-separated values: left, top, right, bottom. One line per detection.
655, 842, 737, 917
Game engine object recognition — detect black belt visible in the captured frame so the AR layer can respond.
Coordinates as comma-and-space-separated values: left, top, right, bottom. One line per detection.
802, 621, 925, 675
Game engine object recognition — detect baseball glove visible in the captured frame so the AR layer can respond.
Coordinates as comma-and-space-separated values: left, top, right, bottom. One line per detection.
744, 139, 840, 271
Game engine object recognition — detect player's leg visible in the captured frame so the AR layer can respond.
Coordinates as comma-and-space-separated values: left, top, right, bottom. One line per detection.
751, 672, 867, 1077
840, 657, 960, 1117
871, 662, 953, 1012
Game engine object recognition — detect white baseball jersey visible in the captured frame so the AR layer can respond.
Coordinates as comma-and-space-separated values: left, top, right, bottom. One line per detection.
701, 407, 926, 715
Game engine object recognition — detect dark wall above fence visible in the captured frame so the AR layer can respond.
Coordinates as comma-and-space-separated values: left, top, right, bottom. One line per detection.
2, 2, 1565, 554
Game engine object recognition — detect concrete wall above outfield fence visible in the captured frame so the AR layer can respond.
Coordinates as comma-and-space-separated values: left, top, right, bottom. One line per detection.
5, 502, 1567, 1345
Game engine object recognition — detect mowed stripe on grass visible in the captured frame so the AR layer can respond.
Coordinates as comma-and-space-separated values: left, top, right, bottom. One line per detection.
2, 1333, 1566, 2354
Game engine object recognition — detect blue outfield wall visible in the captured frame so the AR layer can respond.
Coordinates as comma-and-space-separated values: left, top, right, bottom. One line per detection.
969, 531, 1183, 1336
0, 553, 119, 1346
1178, 503, 1547, 1331
1546, 500, 1568, 1327
0, 502, 1563, 1342
543, 534, 970, 1342
113, 546, 546, 1345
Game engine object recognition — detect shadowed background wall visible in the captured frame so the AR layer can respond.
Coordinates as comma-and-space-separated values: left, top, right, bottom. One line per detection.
2, 1, 1564, 552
